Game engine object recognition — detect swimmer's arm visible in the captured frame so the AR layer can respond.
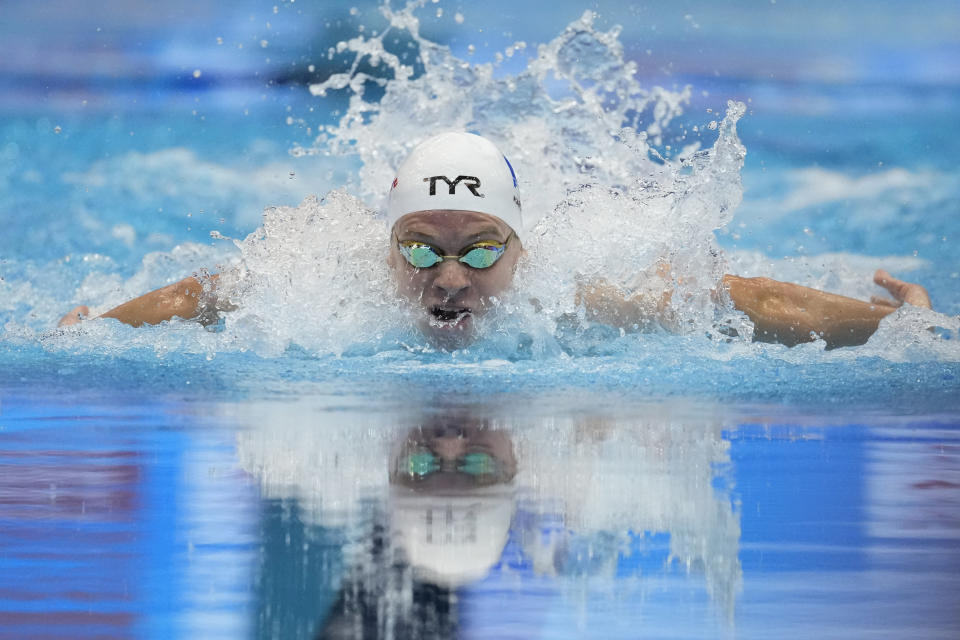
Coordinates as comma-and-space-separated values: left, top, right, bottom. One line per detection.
722, 269, 932, 348
58, 274, 222, 328
579, 268, 931, 348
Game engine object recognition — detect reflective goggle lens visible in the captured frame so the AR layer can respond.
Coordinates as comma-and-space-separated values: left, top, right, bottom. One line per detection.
397, 237, 509, 269
458, 452, 497, 475
400, 243, 444, 268
406, 451, 441, 476
459, 243, 505, 269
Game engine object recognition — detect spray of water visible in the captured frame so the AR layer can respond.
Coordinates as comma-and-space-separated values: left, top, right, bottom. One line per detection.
217, 1, 749, 357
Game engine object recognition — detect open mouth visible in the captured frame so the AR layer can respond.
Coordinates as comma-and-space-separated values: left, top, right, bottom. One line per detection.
429, 306, 471, 327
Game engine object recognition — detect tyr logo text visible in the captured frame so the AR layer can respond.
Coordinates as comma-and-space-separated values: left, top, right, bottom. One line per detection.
423, 175, 484, 198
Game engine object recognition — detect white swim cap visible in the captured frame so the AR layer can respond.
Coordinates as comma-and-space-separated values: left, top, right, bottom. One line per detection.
387, 132, 524, 237
390, 487, 514, 588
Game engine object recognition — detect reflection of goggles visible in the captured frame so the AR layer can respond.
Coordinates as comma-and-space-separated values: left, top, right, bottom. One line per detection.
396, 232, 513, 269
396, 449, 509, 487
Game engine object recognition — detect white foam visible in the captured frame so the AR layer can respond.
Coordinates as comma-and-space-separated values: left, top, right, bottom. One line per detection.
215, 191, 405, 357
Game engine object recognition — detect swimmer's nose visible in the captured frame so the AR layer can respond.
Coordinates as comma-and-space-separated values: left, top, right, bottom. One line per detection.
432, 260, 470, 298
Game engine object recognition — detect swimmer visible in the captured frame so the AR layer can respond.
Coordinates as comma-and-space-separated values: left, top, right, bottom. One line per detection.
58, 132, 933, 350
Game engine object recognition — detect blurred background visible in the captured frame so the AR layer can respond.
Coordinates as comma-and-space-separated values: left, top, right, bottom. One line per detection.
4, 0, 959, 111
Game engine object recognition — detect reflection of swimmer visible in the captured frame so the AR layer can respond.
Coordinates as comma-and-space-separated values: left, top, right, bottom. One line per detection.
59, 133, 933, 350
317, 423, 517, 639
389, 424, 517, 587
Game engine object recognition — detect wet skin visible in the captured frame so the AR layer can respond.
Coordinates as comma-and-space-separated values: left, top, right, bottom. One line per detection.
388, 209, 522, 349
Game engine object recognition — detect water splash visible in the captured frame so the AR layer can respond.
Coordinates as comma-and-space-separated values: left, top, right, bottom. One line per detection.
306, 4, 713, 224
249, 1, 748, 355
216, 190, 408, 357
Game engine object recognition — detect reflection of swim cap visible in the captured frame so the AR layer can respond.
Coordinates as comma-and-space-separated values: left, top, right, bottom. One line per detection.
390, 487, 515, 588
387, 132, 524, 237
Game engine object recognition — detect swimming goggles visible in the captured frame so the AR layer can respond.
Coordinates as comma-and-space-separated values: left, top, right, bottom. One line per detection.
395, 232, 513, 269
397, 449, 507, 485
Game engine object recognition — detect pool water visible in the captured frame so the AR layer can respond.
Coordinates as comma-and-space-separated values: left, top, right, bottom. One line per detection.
1, 0, 959, 638
2, 394, 958, 638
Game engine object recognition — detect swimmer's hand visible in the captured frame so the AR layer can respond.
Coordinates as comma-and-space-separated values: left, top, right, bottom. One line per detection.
724, 269, 933, 349
871, 269, 932, 309
58, 305, 91, 327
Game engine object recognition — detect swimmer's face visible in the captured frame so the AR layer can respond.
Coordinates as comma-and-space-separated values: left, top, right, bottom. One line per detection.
388, 210, 522, 348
